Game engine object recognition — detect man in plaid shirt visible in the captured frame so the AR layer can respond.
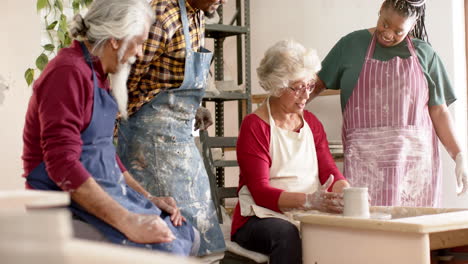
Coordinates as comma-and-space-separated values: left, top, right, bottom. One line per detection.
118, 0, 228, 262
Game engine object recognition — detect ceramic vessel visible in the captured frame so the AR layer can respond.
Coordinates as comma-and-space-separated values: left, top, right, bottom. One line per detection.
343, 187, 370, 218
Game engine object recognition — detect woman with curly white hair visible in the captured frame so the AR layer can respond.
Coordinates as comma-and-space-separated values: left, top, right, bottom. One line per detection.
230, 40, 350, 263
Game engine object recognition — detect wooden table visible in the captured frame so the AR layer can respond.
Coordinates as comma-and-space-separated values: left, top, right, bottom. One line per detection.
0, 189, 69, 210
296, 206, 468, 264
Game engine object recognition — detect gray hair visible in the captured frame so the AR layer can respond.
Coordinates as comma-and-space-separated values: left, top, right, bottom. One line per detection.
257, 40, 321, 96
69, 0, 155, 55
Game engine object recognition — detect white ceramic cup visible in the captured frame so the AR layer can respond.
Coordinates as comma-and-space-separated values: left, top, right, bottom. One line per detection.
343, 187, 370, 218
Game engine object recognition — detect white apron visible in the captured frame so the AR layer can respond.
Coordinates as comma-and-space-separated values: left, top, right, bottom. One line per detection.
239, 97, 319, 221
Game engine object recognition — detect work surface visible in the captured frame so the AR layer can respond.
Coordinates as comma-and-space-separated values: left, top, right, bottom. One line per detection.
0, 190, 201, 264
297, 206, 468, 234
297, 206, 468, 264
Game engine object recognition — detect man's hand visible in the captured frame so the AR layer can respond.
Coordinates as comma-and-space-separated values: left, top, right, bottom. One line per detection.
149, 196, 186, 226
122, 213, 176, 244
194, 107, 213, 131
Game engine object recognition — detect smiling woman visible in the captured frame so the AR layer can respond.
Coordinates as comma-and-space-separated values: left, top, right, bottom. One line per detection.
313, 0, 468, 208
375, 0, 427, 47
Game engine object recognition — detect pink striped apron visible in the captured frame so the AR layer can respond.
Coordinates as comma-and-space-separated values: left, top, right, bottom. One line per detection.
342, 34, 441, 207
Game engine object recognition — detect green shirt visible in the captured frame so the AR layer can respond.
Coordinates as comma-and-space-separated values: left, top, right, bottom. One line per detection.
318, 29, 456, 111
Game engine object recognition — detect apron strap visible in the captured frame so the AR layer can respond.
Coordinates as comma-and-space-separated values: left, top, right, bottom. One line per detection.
366, 33, 417, 59
178, 0, 192, 51
365, 33, 378, 59
79, 42, 99, 90
405, 36, 418, 57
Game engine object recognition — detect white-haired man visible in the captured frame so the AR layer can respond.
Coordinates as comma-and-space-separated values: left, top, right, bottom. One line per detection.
22, 0, 199, 256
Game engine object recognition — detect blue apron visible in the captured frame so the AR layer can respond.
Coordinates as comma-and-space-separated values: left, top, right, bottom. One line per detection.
27, 42, 194, 256
117, 0, 225, 256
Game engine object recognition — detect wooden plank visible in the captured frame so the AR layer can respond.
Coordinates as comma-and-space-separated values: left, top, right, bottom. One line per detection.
251, 94, 267, 105
319, 89, 341, 96
0, 190, 69, 210
251, 90, 341, 105
65, 239, 202, 264
430, 229, 468, 250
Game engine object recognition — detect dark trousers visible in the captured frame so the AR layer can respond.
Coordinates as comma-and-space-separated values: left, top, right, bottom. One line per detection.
232, 216, 302, 264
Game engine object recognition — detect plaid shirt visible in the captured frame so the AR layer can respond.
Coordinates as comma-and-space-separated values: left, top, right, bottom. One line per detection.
127, 0, 204, 116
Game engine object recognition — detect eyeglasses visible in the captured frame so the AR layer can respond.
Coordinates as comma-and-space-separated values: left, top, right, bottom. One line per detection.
288, 82, 316, 96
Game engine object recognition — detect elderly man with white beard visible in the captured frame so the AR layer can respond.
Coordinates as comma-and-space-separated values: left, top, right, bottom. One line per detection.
21, 0, 199, 256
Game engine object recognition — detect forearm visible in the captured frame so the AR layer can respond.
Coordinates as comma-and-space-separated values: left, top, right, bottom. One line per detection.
123, 171, 151, 198
429, 104, 461, 160
277, 191, 306, 210
71, 177, 129, 231
309, 78, 327, 101
332, 180, 350, 193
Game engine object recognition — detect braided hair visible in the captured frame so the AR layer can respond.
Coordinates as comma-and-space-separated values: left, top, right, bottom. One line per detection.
382, 0, 429, 43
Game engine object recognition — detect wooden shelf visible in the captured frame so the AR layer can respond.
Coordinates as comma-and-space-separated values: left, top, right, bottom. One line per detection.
251, 89, 340, 105
319, 89, 341, 96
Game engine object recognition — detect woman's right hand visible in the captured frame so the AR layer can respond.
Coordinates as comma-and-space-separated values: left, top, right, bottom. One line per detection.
303, 175, 344, 213
121, 212, 176, 244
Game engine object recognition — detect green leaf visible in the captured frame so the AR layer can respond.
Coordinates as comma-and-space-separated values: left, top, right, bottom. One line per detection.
43, 44, 55, 51
24, 68, 35, 86
59, 14, 68, 32
35, 53, 49, 71
84, 0, 93, 7
36, 0, 48, 11
72, 0, 80, 14
64, 33, 72, 47
54, 0, 63, 12
57, 29, 65, 44
46, 21, 58, 30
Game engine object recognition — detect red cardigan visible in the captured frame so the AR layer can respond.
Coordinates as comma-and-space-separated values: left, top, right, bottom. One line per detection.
231, 110, 345, 237
22, 40, 126, 191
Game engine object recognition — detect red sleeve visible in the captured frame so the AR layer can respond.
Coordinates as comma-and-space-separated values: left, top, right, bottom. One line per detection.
116, 154, 127, 173
304, 111, 346, 191
37, 66, 91, 191
236, 114, 284, 213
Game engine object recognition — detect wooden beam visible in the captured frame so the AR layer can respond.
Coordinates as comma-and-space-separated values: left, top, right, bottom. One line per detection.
430, 229, 468, 250
251, 90, 340, 105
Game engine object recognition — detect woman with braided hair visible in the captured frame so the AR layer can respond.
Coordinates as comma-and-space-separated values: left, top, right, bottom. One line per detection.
313, 0, 468, 207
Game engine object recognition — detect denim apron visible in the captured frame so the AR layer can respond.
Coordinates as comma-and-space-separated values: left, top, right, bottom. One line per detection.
117, 0, 225, 256
27, 42, 194, 255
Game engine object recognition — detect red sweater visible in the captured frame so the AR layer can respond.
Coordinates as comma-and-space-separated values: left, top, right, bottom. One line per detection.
231, 111, 345, 237
22, 40, 126, 191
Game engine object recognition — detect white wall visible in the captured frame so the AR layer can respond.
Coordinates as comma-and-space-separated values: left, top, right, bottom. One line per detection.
0, 0, 41, 190
428, 0, 468, 207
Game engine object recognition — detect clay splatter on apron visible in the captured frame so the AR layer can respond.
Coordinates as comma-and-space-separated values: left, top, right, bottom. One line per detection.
342, 35, 441, 207
116, 0, 225, 255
